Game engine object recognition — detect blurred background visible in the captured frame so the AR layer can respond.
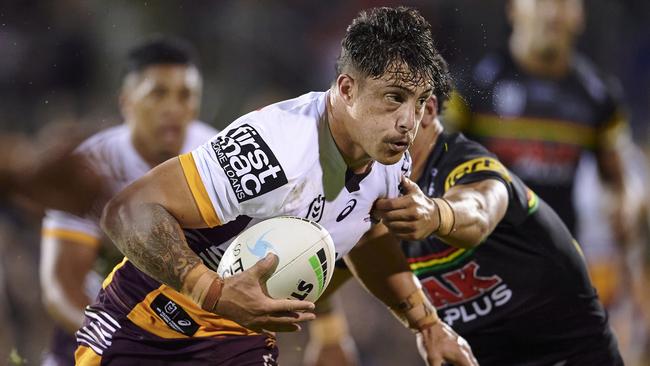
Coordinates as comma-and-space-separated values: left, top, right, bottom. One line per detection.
0, 0, 649, 365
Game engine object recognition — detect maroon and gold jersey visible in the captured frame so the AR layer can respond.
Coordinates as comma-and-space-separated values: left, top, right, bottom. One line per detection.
76, 92, 409, 360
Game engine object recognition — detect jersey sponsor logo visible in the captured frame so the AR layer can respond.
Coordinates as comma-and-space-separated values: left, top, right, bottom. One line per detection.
420, 262, 512, 326
444, 157, 511, 192
306, 194, 325, 222
336, 199, 357, 222
150, 294, 199, 336
212, 124, 288, 202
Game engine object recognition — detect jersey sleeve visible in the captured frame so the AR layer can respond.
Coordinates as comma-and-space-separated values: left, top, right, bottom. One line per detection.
596, 106, 629, 149
42, 209, 102, 248
179, 118, 296, 226
436, 136, 530, 225
592, 74, 630, 150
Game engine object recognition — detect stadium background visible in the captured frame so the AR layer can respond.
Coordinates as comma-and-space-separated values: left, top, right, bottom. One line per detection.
0, 0, 648, 364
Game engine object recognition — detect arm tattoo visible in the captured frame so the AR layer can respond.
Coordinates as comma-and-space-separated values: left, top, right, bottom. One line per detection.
107, 203, 201, 291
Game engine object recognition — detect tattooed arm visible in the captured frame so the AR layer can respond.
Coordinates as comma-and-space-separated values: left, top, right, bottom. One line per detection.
101, 157, 315, 331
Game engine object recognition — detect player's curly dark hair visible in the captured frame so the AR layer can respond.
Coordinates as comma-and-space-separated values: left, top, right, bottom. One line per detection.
125, 35, 199, 75
336, 6, 452, 106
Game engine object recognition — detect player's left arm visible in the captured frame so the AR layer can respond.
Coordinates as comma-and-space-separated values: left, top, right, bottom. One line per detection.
595, 110, 645, 245
374, 176, 509, 247
344, 223, 477, 366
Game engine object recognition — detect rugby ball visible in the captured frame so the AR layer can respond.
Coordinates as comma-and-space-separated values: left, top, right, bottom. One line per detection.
216, 216, 336, 302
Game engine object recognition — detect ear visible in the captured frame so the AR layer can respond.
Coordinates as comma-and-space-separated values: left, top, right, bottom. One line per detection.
336, 73, 356, 106
420, 96, 438, 128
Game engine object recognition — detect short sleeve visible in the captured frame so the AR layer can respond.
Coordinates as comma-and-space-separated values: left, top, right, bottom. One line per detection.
179, 121, 294, 226
442, 156, 512, 194
42, 210, 102, 248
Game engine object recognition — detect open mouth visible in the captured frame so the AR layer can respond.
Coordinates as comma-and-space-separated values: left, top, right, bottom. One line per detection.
388, 140, 409, 152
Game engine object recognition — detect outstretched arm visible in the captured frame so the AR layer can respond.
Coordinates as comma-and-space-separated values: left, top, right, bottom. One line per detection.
344, 223, 477, 366
101, 157, 314, 332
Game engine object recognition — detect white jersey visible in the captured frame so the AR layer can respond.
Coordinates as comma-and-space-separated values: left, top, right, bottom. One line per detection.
42, 121, 218, 246
180, 92, 410, 259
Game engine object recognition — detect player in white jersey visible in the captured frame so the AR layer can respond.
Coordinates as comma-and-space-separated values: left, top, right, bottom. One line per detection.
39, 37, 217, 366
80, 7, 476, 365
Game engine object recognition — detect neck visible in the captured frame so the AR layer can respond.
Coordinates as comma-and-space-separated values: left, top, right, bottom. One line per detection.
509, 34, 571, 78
409, 120, 443, 182
327, 91, 372, 174
130, 133, 167, 168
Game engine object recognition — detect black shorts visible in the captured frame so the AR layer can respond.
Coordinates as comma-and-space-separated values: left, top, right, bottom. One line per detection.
469, 330, 623, 366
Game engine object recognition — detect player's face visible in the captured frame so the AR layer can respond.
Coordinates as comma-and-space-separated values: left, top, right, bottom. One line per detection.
121, 64, 201, 164
346, 70, 432, 165
509, 0, 584, 58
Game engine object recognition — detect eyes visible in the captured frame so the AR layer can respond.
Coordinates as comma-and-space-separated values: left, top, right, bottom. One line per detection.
149, 86, 193, 102
385, 93, 429, 108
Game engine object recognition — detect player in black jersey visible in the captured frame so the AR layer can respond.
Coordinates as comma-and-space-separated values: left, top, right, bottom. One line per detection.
444, 0, 636, 238
307, 92, 623, 365
442, 1, 648, 361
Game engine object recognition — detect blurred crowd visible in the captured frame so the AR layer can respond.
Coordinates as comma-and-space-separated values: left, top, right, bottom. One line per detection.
0, 0, 649, 365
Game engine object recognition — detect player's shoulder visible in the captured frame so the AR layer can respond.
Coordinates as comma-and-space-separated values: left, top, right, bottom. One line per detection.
76, 123, 129, 156
183, 120, 219, 152
218, 91, 326, 176
443, 132, 495, 159
188, 120, 219, 138
571, 53, 621, 104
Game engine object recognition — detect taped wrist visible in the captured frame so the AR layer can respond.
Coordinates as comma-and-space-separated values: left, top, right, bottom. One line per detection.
432, 197, 456, 236
389, 289, 440, 333
181, 264, 224, 312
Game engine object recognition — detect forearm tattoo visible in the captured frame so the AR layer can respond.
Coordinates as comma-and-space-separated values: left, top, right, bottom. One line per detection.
107, 203, 201, 291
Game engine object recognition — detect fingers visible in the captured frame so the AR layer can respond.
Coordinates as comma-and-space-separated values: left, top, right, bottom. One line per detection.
374, 196, 411, 211
265, 298, 316, 313
378, 207, 419, 222
249, 310, 316, 333
375, 178, 423, 211
400, 176, 420, 194
426, 354, 443, 366
249, 253, 280, 280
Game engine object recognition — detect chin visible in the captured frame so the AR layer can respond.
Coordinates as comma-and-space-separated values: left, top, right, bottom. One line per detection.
377, 152, 403, 165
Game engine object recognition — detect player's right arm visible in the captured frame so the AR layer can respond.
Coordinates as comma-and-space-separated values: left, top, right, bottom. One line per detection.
101, 157, 315, 332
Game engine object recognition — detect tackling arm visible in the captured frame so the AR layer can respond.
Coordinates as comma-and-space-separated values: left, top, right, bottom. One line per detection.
375, 177, 509, 248
344, 223, 477, 366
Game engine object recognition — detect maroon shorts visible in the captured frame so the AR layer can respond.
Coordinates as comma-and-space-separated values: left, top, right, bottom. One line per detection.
75, 318, 279, 365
